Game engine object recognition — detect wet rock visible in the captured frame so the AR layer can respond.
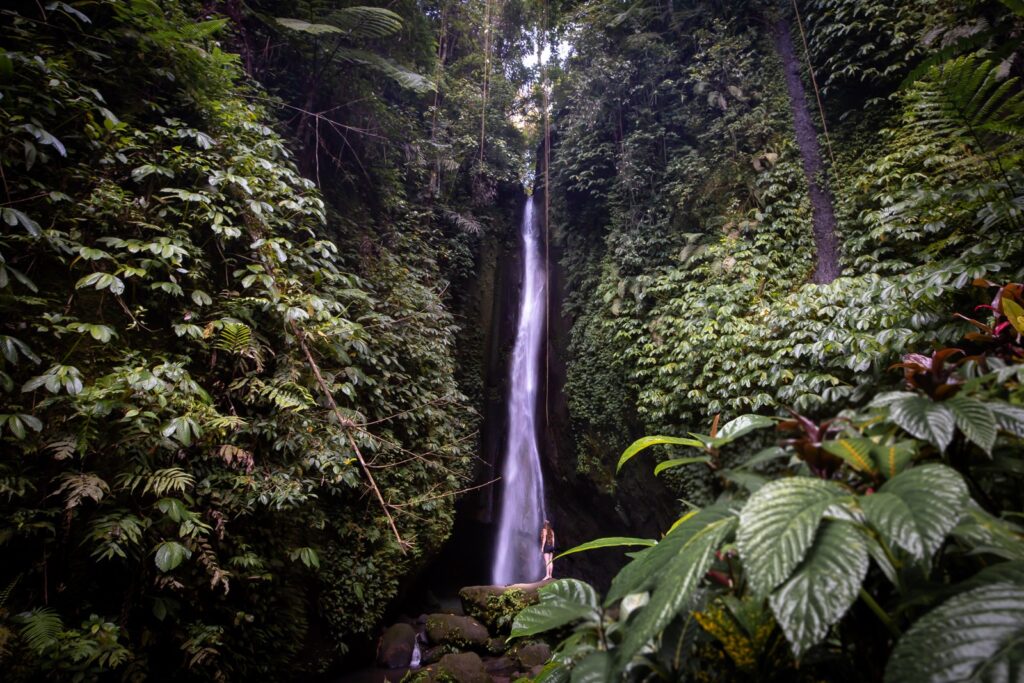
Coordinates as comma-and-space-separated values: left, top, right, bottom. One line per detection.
377, 623, 417, 668
483, 655, 518, 677
485, 637, 507, 656
437, 652, 490, 682
514, 641, 551, 669
459, 583, 542, 633
421, 643, 457, 666
425, 614, 490, 649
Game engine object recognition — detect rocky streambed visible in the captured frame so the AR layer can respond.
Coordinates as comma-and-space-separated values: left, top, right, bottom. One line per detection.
348, 581, 552, 683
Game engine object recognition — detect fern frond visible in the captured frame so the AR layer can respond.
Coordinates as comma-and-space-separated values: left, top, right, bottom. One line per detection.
52, 472, 109, 509
335, 49, 435, 93
325, 7, 403, 39
16, 608, 62, 653
214, 322, 252, 354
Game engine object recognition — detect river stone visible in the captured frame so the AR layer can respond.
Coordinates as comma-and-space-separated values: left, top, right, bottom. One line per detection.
485, 636, 507, 655
421, 643, 457, 666
483, 655, 518, 677
425, 614, 490, 649
437, 652, 490, 682
377, 623, 417, 668
514, 641, 551, 668
458, 583, 542, 633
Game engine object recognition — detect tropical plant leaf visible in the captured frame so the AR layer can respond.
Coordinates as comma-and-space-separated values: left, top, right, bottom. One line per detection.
951, 502, 1024, 561
556, 537, 656, 559
737, 478, 847, 595
861, 492, 924, 560
16, 608, 63, 653
324, 7, 403, 39
947, 394, 997, 454
884, 582, 1024, 683
616, 516, 737, 665
275, 17, 344, 35
888, 395, 956, 452
616, 435, 705, 472
712, 414, 776, 445
606, 503, 736, 605
509, 579, 599, 640
769, 521, 869, 657
822, 438, 878, 474
989, 401, 1024, 437
570, 650, 611, 683
870, 441, 917, 479
736, 446, 788, 470
654, 456, 711, 476
878, 464, 969, 561
154, 540, 191, 572
336, 48, 434, 93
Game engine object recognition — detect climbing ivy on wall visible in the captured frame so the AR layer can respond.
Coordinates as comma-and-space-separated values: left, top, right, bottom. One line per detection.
552, 0, 1024, 497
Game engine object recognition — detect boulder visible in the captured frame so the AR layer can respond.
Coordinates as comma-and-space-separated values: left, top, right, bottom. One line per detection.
437, 652, 490, 683
420, 643, 457, 666
458, 583, 542, 634
425, 613, 490, 649
377, 623, 417, 668
485, 637, 508, 656
483, 655, 518, 677
514, 642, 551, 669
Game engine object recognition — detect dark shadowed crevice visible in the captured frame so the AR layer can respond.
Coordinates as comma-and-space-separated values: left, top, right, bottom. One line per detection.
773, 16, 842, 284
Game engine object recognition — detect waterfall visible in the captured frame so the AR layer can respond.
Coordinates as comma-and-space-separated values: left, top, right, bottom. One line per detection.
492, 196, 548, 585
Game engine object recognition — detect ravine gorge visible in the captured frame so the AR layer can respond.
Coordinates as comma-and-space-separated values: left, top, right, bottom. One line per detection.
1, 1, 1023, 682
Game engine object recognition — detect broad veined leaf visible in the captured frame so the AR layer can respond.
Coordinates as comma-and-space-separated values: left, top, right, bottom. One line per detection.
555, 537, 656, 560
737, 478, 847, 595
947, 394, 997, 454
769, 521, 869, 658
509, 579, 599, 639
654, 456, 711, 476
606, 503, 736, 605
988, 401, 1024, 438
616, 516, 738, 665
888, 395, 955, 451
870, 441, 917, 479
1002, 296, 1024, 335
822, 438, 878, 474
951, 502, 1024, 561
154, 541, 191, 572
737, 446, 788, 470
711, 414, 776, 445
617, 435, 704, 472
719, 469, 769, 493
885, 582, 1024, 683
569, 650, 610, 683
861, 492, 924, 559
878, 464, 968, 561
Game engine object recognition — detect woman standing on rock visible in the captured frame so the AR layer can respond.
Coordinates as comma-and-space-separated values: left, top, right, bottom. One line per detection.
540, 520, 555, 580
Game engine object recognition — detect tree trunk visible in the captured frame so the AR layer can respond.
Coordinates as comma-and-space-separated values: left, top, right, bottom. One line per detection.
773, 17, 841, 284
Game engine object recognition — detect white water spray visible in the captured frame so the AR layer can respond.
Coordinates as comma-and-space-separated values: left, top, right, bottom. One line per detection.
492, 196, 548, 585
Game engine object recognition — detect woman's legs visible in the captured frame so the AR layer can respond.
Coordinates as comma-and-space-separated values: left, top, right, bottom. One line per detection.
543, 552, 553, 579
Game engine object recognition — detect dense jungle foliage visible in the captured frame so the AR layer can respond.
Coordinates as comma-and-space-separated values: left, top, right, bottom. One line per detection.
0, 0, 531, 678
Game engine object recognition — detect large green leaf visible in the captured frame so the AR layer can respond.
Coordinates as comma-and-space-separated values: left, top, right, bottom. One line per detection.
989, 401, 1024, 437
324, 7, 403, 39
822, 438, 878, 474
617, 435, 704, 472
947, 395, 997, 454
861, 492, 924, 560
737, 478, 847, 595
878, 464, 968, 560
888, 395, 955, 452
509, 579, 598, 640
885, 582, 1024, 683
570, 651, 611, 683
654, 456, 711, 476
951, 502, 1024, 561
556, 537, 655, 560
870, 440, 917, 479
711, 414, 776, 445
769, 521, 869, 657
616, 517, 737, 665
606, 503, 736, 605
275, 17, 344, 35
336, 49, 434, 93
154, 540, 191, 572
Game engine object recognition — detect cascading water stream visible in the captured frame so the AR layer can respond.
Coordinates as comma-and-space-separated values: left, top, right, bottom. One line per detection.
492, 196, 548, 585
